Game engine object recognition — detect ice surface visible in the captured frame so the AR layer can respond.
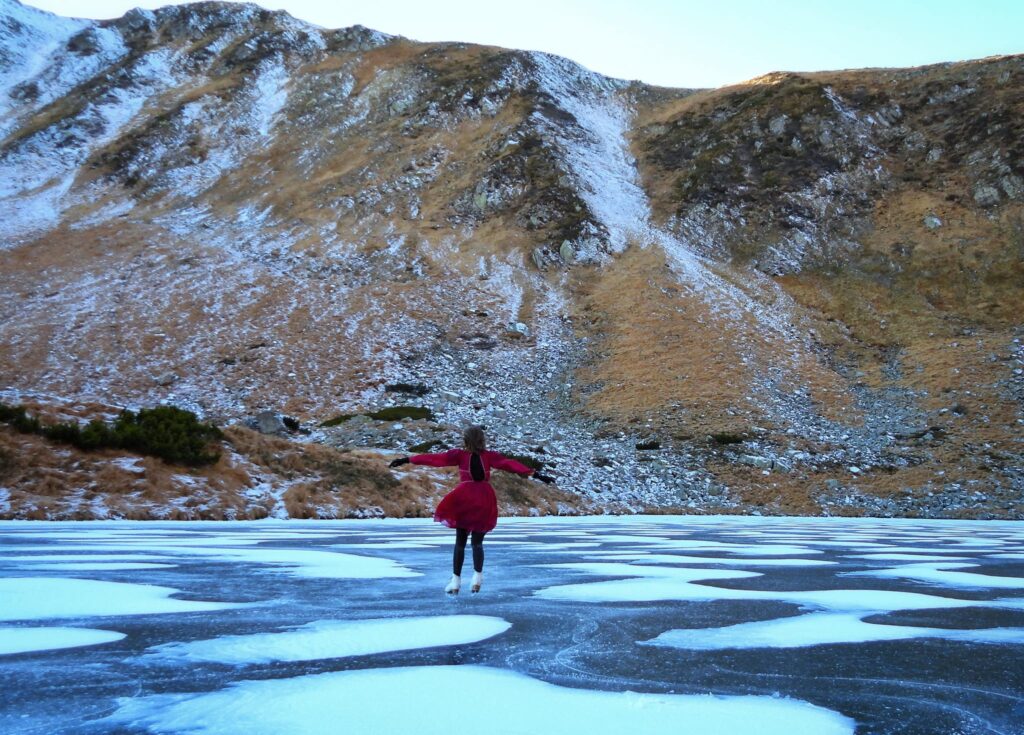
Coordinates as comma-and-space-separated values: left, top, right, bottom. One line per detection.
0, 626, 125, 655
587, 552, 836, 566
645, 612, 1024, 650
16, 562, 174, 571
0, 578, 246, 621
586, 535, 822, 556
847, 554, 972, 561
148, 615, 512, 664
108, 664, 855, 735
2, 518, 1022, 734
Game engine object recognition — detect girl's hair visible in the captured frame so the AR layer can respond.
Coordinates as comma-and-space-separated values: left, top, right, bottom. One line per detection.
463, 425, 487, 453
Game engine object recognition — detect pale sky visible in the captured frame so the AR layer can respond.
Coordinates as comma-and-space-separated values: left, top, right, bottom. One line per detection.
27, 0, 1024, 88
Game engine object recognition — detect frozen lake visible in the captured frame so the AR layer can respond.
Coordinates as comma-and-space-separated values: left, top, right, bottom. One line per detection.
1, 517, 1023, 735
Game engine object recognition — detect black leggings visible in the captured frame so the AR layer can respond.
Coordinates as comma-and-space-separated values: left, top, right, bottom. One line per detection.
453, 528, 486, 575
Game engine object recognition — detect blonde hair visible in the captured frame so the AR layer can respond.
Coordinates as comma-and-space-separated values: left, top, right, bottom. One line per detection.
463, 425, 487, 453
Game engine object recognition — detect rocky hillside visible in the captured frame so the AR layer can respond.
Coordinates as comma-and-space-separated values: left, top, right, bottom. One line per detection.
1, 0, 1021, 519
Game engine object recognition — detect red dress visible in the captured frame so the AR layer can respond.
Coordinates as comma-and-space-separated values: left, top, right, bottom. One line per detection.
411, 449, 534, 533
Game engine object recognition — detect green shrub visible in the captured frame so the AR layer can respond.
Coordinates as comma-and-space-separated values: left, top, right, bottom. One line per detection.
1, 402, 222, 466
0, 404, 41, 434
113, 407, 222, 465
367, 406, 434, 422
79, 419, 114, 450
41, 421, 82, 444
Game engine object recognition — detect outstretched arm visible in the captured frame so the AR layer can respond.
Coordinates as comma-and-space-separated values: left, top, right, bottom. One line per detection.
489, 452, 554, 484
409, 448, 462, 468
488, 453, 535, 476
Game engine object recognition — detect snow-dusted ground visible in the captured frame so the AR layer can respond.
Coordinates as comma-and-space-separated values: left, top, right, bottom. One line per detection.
0, 517, 1022, 735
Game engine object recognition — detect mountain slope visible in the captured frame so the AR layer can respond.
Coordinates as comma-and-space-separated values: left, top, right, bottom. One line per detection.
1, 0, 1021, 518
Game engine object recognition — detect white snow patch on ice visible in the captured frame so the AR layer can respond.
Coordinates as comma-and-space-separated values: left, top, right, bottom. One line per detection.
0, 626, 125, 655
59, 546, 421, 579
148, 615, 511, 664
535, 562, 1024, 613
0, 578, 246, 621
644, 612, 1024, 650
845, 562, 1024, 590
107, 664, 855, 735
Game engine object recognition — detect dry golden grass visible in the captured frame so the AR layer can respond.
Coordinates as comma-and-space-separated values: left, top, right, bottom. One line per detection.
568, 243, 858, 440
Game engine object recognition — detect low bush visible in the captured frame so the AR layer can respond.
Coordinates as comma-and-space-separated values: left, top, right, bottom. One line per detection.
113, 407, 223, 465
0, 403, 222, 466
0, 404, 41, 434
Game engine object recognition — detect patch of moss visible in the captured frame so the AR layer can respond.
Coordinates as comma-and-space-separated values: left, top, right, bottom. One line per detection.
367, 406, 434, 422
409, 439, 448, 454
385, 383, 431, 396
709, 431, 748, 445
321, 413, 357, 427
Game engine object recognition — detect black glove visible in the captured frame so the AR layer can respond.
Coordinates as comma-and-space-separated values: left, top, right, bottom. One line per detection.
532, 471, 554, 484
389, 457, 410, 468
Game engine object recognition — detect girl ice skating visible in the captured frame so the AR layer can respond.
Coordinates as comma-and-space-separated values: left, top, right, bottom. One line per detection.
389, 425, 554, 594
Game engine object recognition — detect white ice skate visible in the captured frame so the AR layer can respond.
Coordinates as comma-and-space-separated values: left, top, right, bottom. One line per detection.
445, 574, 461, 595
471, 572, 483, 593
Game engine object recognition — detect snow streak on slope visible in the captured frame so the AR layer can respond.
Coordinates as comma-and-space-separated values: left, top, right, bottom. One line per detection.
0, 36, 181, 241
0, 0, 88, 136
527, 52, 799, 338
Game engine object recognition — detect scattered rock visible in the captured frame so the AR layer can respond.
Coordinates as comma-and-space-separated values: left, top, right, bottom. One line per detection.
346, 506, 385, 519
255, 411, 285, 434
156, 372, 178, 387
738, 454, 774, 470
973, 184, 1001, 207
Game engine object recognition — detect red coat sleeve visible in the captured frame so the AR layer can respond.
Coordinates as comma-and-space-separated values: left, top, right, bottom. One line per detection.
487, 451, 534, 476
410, 449, 462, 468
